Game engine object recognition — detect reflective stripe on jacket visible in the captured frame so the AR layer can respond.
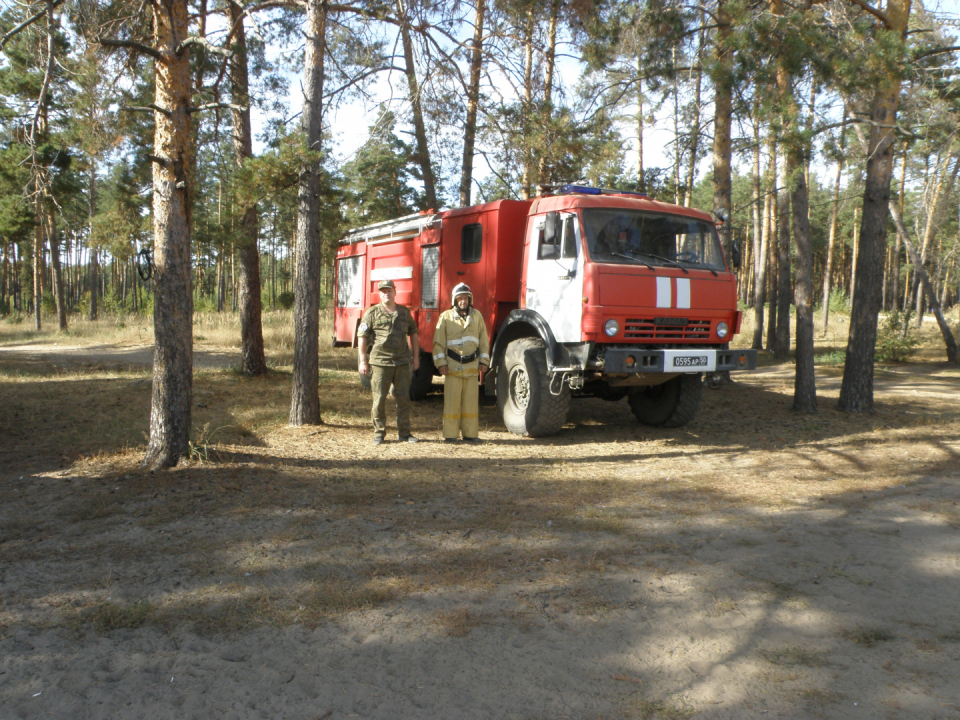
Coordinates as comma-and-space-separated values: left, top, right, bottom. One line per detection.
433, 307, 489, 374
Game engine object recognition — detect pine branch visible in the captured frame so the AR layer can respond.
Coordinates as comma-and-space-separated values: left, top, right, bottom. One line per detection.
189, 102, 248, 113
843, 0, 890, 27
121, 104, 173, 117
0, 0, 65, 51
98, 37, 163, 60
177, 36, 234, 57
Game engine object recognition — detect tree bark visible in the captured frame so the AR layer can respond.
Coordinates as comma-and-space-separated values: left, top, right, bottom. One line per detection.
397, 0, 436, 210
888, 199, 958, 363
33, 222, 42, 330
787, 149, 815, 410
913, 154, 959, 326
89, 164, 98, 321
774, 186, 791, 360
837, 0, 910, 413
459, 0, 485, 207
47, 205, 67, 331
711, 2, 733, 262
229, 0, 267, 376
289, 0, 327, 426
142, 0, 194, 469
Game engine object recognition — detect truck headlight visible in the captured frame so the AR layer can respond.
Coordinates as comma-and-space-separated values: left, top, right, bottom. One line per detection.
717, 322, 729, 339
604, 319, 619, 337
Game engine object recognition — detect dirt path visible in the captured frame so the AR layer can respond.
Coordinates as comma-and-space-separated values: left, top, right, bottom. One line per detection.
0, 342, 240, 370
2, 342, 960, 719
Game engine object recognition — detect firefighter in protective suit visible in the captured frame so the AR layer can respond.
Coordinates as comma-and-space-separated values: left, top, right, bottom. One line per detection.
433, 283, 490, 444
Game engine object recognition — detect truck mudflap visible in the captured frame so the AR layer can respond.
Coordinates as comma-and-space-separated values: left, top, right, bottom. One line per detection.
602, 347, 758, 374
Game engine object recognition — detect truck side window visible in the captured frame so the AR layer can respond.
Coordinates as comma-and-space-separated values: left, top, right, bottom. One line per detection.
538, 225, 559, 260
462, 224, 482, 263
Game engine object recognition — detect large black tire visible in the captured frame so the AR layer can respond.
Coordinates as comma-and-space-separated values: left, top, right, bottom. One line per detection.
409, 351, 435, 400
496, 338, 570, 437
627, 373, 702, 427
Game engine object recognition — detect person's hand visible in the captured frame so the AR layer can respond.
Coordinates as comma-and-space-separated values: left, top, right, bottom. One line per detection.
478, 366, 487, 384
438, 365, 448, 376
359, 359, 370, 376
412, 355, 420, 371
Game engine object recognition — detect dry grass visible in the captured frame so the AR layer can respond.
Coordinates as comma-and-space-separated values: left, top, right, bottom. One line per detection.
3, 309, 960, 645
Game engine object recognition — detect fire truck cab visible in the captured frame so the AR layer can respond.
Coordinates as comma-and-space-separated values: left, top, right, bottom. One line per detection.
334, 185, 757, 437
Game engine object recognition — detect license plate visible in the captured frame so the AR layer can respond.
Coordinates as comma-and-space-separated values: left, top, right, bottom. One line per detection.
673, 356, 708, 367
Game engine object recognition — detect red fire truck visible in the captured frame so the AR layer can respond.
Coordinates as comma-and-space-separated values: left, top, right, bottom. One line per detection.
333, 185, 757, 437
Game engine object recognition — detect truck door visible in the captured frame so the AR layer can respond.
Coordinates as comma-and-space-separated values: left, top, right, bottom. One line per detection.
523, 212, 583, 343
443, 217, 487, 312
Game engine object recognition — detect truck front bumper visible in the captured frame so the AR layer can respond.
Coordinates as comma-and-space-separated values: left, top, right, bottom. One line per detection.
601, 347, 758, 374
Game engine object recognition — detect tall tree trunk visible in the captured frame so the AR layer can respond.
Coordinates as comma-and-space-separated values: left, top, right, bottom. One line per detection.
459, 0, 485, 207
787, 149, 815, 410
520, 7, 535, 199
821, 111, 847, 335
753, 136, 773, 350
889, 199, 958, 362
774, 186, 791, 360
711, 2, 733, 262
535, 0, 559, 188
397, 0, 436, 210
637, 68, 645, 192
229, 0, 267, 376
770, 15, 814, 410
142, 0, 195, 469
290, 0, 327, 426
766, 149, 779, 349
34, 219, 43, 330
685, 16, 705, 208
47, 205, 67, 331
914, 154, 959, 326
89, 164, 99, 321
837, 0, 911, 413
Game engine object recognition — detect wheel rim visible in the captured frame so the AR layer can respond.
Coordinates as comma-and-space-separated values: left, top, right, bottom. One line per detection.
509, 366, 530, 410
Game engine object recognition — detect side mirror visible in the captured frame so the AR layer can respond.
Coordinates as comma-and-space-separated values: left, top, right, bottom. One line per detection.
544, 211, 559, 246
731, 239, 742, 270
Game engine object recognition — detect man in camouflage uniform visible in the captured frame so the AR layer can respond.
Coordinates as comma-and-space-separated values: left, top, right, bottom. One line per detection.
358, 279, 420, 445
433, 283, 489, 444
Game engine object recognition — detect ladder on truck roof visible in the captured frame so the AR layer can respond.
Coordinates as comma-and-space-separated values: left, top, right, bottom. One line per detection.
339, 212, 442, 246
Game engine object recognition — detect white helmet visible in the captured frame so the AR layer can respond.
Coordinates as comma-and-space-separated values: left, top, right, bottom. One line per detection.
451, 282, 473, 306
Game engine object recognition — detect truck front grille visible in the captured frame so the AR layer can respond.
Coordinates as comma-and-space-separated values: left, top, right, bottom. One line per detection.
624, 318, 712, 339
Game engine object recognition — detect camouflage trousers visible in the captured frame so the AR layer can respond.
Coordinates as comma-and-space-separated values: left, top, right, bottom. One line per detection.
371, 364, 412, 438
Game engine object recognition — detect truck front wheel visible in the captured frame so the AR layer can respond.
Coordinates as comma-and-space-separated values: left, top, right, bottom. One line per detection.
627, 373, 702, 427
497, 338, 570, 437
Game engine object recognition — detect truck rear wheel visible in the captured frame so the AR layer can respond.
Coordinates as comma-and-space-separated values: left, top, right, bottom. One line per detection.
627, 373, 702, 427
497, 338, 570, 437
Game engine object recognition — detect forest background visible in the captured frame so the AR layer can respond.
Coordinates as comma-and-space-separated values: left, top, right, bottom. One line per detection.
1, 0, 960, 467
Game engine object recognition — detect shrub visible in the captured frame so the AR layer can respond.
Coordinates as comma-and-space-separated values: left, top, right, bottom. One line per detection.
875, 311, 919, 362
277, 291, 295, 310
828, 289, 850, 314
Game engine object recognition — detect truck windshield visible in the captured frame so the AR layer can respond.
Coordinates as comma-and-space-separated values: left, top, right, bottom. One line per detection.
581, 209, 726, 270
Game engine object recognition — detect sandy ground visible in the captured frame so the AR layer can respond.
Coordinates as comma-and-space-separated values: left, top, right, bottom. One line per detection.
2, 341, 960, 720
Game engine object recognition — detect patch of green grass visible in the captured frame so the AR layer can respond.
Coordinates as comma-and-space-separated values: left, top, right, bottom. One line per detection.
939, 628, 960, 643
625, 693, 695, 719
842, 626, 894, 647
68, 600, 153, 632
815, 350, 846, 365
829, 567, 873, 586
760, 646, 828, 666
